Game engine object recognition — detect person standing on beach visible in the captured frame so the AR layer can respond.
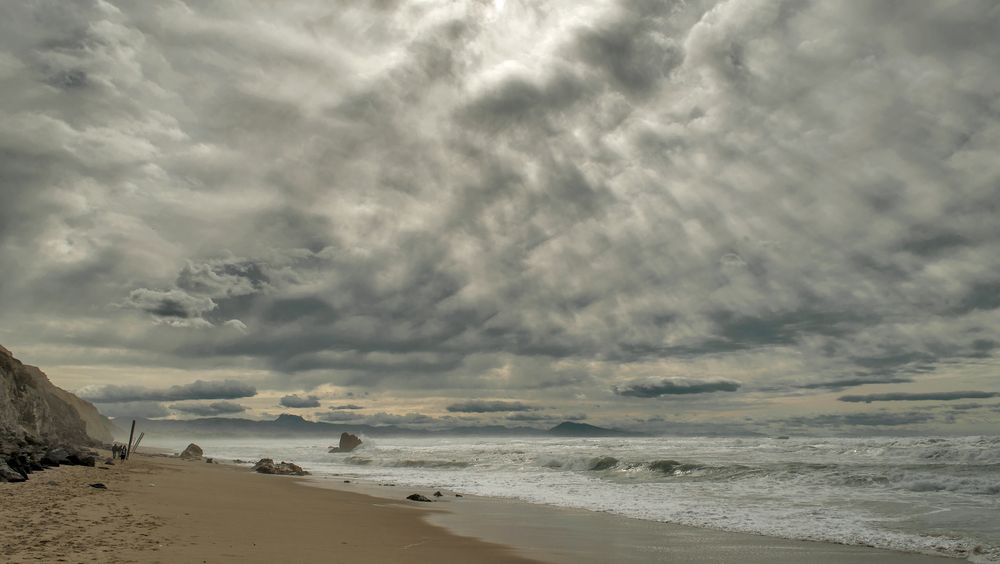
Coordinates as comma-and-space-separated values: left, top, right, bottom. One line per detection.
119, 446, 127, 461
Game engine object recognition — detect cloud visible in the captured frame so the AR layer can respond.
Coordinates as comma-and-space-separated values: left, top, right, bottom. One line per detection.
839, 391, 1000, 403
2, 1, 999, 431
505, 413, 553, 422
445, 400, 541, 413
95, 401, 171, 420
314, 410, 435, 426
782, 411, 938, 427
169, 401, 247, 416
79, 380, 257, 403
279, 394, 321, 408
798, 377, 914, 390
329, 404, 364, 410
123, 289, 217, 320
614, 378, 741, 398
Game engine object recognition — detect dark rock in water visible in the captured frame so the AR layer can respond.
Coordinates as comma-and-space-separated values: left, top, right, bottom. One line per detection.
433, 491, 443, 497
406, 494, 433, 502
589, 456, 619, 471
179, 443, 203, 460
205, 458, 213, 464
343, 480, 351, 483
455, 494, 463, 497
329, 432, 363, 453
251, 458, 310, 476
649, 459, 700, 474
89, 483, 107, 489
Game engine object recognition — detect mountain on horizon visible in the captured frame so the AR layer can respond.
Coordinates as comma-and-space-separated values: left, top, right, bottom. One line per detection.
111, 414, 640, 439
547, 421, 634, 437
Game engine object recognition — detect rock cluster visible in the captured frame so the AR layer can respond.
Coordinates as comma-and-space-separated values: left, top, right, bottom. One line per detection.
328, 432, 363, 453
179, 443, 203, 460
0, 443, 98, 482
251, 458, 310, 476
1, 345, 109, 483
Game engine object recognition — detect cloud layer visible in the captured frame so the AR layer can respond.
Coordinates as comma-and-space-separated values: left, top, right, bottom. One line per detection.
79, 380, 257, 403
614, 377, 742, 398
1, 0, 999, 433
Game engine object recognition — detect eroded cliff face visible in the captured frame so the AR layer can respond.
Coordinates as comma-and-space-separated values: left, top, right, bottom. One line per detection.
0, 345, 113, 452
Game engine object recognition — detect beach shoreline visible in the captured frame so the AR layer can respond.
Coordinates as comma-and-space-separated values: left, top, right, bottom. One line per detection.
0, 451, 970, 563
0, 451, 539, 564
303, 471, 966, 564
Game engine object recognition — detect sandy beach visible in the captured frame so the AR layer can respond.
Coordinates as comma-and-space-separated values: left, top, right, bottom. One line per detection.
0, 452, 538, 564
0, 452, 964, 564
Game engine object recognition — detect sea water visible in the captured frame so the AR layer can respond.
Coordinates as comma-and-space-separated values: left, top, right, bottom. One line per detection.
148, 435, 1000, 561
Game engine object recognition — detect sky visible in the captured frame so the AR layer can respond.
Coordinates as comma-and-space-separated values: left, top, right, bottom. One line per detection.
1, 0, 998, 435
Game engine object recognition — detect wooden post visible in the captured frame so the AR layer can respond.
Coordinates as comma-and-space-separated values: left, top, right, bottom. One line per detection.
126, 420, 136, 460
131, 432, 145, 457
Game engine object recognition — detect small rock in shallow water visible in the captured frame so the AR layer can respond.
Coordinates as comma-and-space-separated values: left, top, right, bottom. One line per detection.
455, 494, 463, 497
433, 491, 443, 497
89, 483, 107, 489
406, 494, 433, 502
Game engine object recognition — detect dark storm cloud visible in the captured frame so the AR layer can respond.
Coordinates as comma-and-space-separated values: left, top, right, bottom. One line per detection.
279, 394, 321, 408
446, 400, 541, 413
839, 391, 1000, 403
614, 378, 741, 398
799, 376, 914, 390
169, 401, 247, 416
79, 380, 256, 403
2, 0, 999, 428
782, 411, 938, 427
123, 289, 217, 320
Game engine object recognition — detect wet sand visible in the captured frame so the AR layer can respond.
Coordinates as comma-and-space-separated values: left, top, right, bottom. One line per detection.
308, 478, 964, 564
0, 452, 964, 563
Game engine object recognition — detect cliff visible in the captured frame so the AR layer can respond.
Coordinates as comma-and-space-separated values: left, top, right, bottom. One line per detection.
0, 345, 114, 452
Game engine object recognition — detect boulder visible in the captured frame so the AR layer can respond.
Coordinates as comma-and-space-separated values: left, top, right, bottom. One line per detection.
66, 450, 97, 467
0, 459, 26, 482
433, 491, 443, 497
179, 443, 203, 460
41, 447, 70, 466
329, 432, 363, 453
406, 494, 433, 502
251, 458, 310, 476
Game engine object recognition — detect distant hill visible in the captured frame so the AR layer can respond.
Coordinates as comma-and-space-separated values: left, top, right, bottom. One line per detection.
120, 413, 552, 439
119, 415, 639, 439
548, 421, 635, 437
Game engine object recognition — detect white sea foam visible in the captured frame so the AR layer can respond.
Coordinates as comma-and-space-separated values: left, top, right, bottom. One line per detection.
152, 435, 1000, 561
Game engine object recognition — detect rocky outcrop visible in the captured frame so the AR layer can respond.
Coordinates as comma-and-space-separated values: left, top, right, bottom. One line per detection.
328, 432, 362, 453
1, 345, 110, 482
406, 494, 433, 502
179, 443, 203, 459
251, 458, 310, 476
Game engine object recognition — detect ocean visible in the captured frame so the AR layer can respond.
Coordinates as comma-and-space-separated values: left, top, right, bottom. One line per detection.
147, 435, 1000, 561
